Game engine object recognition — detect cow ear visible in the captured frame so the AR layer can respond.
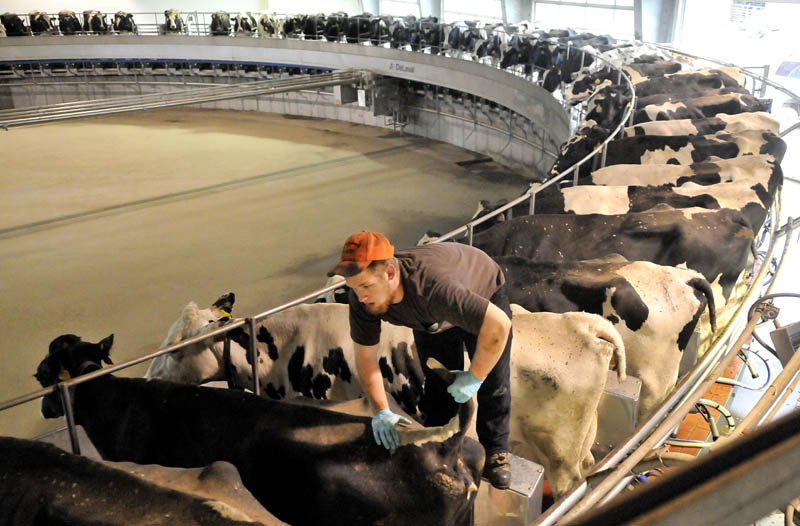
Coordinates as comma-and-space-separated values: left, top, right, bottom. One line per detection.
99, 334, 114, 364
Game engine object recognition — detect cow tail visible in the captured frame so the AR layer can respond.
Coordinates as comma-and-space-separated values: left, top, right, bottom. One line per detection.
599, 323, 626, 382
689, 277, 717, 333
425, 358, 476, 440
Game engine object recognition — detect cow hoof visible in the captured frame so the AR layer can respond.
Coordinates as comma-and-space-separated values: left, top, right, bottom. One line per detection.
483, 451, 512, 490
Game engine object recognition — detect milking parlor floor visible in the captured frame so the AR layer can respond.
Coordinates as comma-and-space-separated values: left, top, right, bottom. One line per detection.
0, 107, 530, 440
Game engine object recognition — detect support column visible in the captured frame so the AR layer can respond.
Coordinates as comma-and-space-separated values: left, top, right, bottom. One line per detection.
502, 0, 533, 25
363, 0, 379, 15
419, 0, 442, 20
634, 0, 679, 43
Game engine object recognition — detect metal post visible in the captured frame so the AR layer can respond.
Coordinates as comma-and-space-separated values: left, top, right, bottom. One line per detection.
248, 317, 260, 396
600, 144, 608, 168
528, 193, 536, 214
468, 224, 474, 246
59, 383, 81, 455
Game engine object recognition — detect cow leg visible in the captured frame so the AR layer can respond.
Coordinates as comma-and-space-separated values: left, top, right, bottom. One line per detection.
413, 327, 464, 427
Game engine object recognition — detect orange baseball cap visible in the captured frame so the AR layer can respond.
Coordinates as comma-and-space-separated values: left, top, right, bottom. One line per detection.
327, 231, 395, 277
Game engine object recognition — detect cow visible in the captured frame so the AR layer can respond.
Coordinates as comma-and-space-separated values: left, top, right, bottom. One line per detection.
82, 10, 109, 33
0, 437, 270, 526
632, 92, 766, 124
103, 461, 285, 525
344, 13, 372, 43
622, 61, 683, 83
322, 11, 345, 41
0, 13, 27, 36
499, 33, 537, 75
57, 10, 81, 34
28, 10, 54, 35
550, 129, 786, 179
163, 8, 185, 34
479, 175, 770, 232
210, 11, 231, 36
632, 68, 746, 98
624, 111, 779, 137
234, 12, 256, 34
0, 19, 5, 37
256, 12, 282, 38
506, 306, 625, 497
113, 11, 136, 33
592, 43, 673, 70
585, 155, 783, 205
498, 257, 715, 422
565, 67, 619, 103
36, 334, 484, 526
467, 206, 755, 302
300, 14, 326, 40
144, 293, 425, 421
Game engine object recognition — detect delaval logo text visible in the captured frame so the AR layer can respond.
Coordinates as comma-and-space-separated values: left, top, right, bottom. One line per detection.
388, 62, 415, 73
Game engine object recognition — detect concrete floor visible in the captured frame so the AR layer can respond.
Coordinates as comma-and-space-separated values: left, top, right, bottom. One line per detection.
0, 107, 531, 440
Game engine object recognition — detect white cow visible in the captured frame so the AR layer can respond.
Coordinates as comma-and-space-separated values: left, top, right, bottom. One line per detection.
624, 111, 779, 137
507, 306, 625, 497
145, 294, 425, 420
585, 154, 781, 194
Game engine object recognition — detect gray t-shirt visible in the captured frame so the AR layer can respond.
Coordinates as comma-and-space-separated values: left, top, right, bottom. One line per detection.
349, 243, 505, 346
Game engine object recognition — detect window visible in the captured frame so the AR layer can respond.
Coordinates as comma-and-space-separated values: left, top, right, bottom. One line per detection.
443, 0, 503, 24
381, 0, 421, 17
532, 1, 635, 39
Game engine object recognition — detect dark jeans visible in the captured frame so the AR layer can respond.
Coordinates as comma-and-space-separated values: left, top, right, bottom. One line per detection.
413, 284, 512, 456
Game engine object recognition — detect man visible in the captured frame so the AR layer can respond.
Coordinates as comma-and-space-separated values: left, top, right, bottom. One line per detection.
328, 230, 513, 489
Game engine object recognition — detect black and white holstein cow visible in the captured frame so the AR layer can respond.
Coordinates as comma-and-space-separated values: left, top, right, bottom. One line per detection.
550, 128, 786, 179
210, 11, 232, 36
498, 256, 715, 421
505, 306, 625, 497
112, 11, 136, 33
0, 437, 272, 526
36, 335, 484, 526
234, 12, 257, 34
624, 111, 779, 137
478, 174, 771, 232
585, 155, 783, 205
57, 10, 81, 34
83, 10, 109, 33
467, 206, 755, 303
145, 293, 425, 420
163, 8, 185, 34
256, 12, 282, 37
631, 92, 766, 125
28, 10, 54, 34
0, 12, 26, 36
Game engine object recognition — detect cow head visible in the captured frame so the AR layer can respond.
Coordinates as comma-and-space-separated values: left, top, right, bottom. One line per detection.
35, 334, 114, 419
144, 292, 236, 383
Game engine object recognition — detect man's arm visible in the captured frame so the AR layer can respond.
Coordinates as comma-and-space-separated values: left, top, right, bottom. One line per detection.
355, 342, 391, 412
469, 302, 512, 381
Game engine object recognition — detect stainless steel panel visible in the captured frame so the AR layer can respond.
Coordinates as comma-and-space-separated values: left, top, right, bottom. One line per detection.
595, 372, 641, 455
475, 453, 545, 526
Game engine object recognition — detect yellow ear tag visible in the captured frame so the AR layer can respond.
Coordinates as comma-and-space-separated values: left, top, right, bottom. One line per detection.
58, 369, 72, 382
594, 78, 601, 84
596, 104, 602, 113
218, 310, 231, 321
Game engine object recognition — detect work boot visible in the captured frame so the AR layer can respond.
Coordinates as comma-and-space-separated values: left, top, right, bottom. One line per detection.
483, 451, 512, 489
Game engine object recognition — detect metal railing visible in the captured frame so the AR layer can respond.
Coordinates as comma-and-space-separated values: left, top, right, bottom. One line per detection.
1, 21, 798, 526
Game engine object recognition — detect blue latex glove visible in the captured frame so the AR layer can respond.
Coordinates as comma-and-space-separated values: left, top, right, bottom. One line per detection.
372, 409, 412, 450
447, 371, 483, 403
